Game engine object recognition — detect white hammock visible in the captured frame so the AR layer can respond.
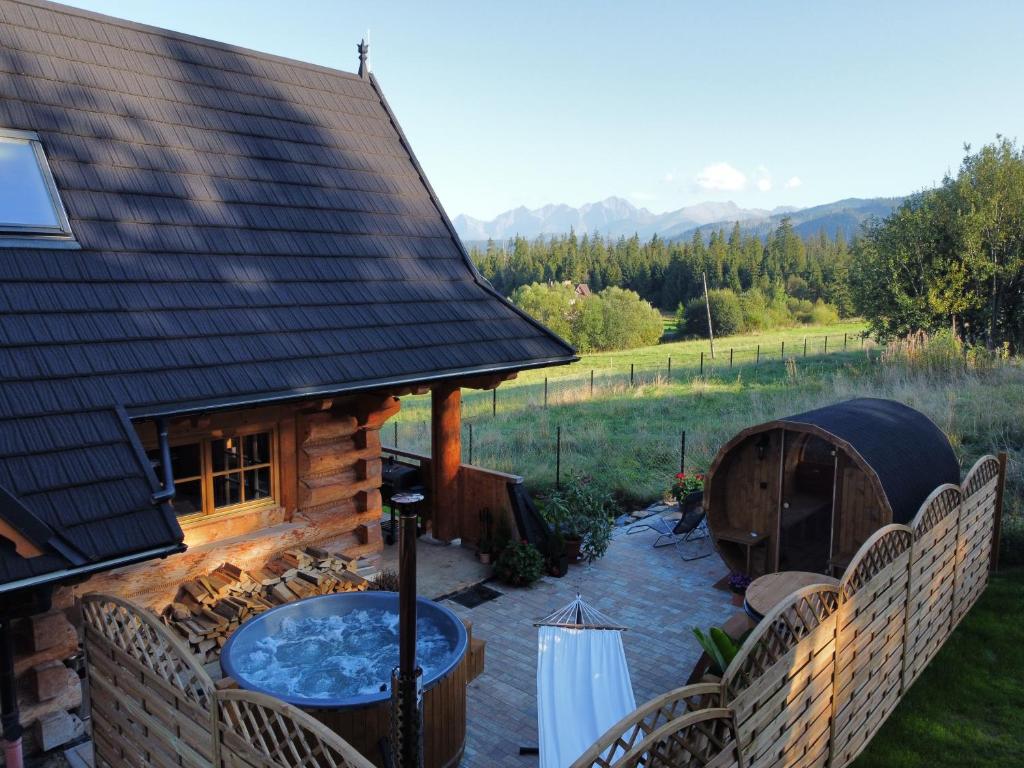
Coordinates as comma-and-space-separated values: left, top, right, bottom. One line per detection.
536, 595, 636, 768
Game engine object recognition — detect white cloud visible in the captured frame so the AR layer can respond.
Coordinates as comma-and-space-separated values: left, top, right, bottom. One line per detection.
695, 162, 747, 192
754, 166, 772, 192
662, 171, 675, 183
785, 176, 803, 189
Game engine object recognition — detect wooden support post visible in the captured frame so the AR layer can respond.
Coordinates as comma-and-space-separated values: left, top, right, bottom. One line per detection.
824, 335, 829, 354
590, 370, 594, 396
393, 421, 398, 449
729, 348, 733, 368
700, 352, 704, 375
630, 364, 634, 386
492, 388, 497, 417
756, 345, 760, 366
543, 378, 548, 408
992, 451, 1008, 572
668, 356, 672, 377
844, 332, 848, 351
781, 340, 785, 359
467, 423, 473, 466
803, 337, 807, 357
430, 384, 461, 542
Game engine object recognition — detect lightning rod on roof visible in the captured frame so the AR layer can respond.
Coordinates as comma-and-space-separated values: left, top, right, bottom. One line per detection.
357, 37, 369, 78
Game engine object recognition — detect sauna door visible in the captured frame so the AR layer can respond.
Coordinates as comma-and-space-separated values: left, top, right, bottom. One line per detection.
778, 433, 836, 573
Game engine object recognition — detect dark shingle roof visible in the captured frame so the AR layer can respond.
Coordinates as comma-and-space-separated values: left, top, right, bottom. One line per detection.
0, 0, 575, 588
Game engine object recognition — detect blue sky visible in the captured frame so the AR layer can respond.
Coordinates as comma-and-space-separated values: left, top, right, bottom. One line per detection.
67, 1, 1023, 220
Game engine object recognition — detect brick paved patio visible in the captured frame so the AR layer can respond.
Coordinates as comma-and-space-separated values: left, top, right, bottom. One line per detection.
438, 526, 737, 768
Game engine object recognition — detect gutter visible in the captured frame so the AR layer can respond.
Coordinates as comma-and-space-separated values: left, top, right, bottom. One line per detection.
150, 417, 176, 504
0, 542, 186, 595
127, 354, 577, 420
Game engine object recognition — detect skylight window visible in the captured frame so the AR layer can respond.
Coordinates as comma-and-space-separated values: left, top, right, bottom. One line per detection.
0, 128, 75, 245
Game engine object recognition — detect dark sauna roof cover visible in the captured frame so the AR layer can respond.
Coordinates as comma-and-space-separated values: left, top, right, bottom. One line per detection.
0, 0, 575, 590
777, 398, 960, 524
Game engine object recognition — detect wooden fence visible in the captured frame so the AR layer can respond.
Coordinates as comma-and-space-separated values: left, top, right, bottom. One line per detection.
576, 454, 1004, 768
81, 594, 374, 768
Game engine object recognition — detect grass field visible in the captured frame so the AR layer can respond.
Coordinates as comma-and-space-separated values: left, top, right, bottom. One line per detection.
389, 320, 1020, 516
853, 568, 1024, 768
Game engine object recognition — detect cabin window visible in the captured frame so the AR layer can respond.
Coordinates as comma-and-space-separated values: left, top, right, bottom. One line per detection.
147, 430, 276, 520
0, 128, 75, 244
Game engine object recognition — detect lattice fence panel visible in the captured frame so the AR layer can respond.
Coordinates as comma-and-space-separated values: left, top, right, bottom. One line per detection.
903, 486, 961, 689
831, 526, 912, 767
571, 683, 722, 768
953, 456, 1000, 626
607, 708, 742, 768
82, 594, 216, 768
217, 690, 375, 768
723, 585, 840, 768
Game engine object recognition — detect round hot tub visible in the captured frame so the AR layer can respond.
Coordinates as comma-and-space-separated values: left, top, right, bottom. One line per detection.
221, 591, 469, 768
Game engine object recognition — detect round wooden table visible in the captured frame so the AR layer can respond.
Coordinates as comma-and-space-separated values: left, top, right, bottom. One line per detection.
743, 571, 840, 621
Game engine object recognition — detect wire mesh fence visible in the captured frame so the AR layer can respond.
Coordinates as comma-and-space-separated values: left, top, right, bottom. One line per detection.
386, 333, 885, 486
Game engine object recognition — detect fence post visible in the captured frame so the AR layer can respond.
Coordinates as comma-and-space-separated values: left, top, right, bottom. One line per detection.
680, 430, 686, 474
700, 351, 704, 375
492, 387, 497, 417
844, 332, 848, 351
590, 369, 594, 396
756, 344, 760, 366
630, 363, 634, 387
544, 377, 548, 408
729, 348, 733, 368
668, 356, 672, 378
781, 340, 785, 359
556, 426, 562, 489
993, 452, 1008, 572
393, 421, 398, 449
468, 422, 473, 466
803, 337, 807, 357
824, 335, 828, 354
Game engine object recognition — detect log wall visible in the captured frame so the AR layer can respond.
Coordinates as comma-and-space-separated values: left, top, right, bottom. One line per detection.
77, 395, 398, 608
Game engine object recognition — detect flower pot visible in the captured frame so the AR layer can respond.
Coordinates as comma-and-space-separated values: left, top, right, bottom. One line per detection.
682, 490, 704, 516
564, 537, 582, 563
549, 555, 569, 578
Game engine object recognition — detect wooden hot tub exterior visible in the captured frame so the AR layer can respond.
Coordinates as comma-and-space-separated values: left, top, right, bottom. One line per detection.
310, 650, 469, 768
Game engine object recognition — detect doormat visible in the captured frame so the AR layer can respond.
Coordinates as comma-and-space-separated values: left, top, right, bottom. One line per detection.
445, 582, 502, 609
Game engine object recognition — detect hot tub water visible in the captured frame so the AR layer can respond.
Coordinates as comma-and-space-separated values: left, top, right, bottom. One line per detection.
231, 608, 454, 700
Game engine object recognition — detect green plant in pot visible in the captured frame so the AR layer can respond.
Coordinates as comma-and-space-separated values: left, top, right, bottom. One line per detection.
542, 476, 616, 564
544, 529, 569, 577
692, 626, 751, 678
671, 470, 705, 515
494, 540, 545, 587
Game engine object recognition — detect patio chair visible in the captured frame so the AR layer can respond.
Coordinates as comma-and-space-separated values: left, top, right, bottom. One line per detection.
627, 507, 709, 555
676, 515, 713, 561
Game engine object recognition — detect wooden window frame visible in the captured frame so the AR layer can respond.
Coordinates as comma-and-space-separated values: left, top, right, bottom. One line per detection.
162, 425, 280, 526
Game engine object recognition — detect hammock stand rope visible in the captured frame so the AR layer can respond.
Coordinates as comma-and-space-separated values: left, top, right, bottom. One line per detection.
534, 593, 627, 632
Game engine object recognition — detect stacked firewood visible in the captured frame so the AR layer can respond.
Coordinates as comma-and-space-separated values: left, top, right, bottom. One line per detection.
160, 547, 380, 664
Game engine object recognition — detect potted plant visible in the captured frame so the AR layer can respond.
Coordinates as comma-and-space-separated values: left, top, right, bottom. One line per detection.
671, 470, 705, 515
541, 476, 617, 564
728, 572, 752, 594
494, 540, 545, 587
691, 625, 750, 679
544, 530, 569, 577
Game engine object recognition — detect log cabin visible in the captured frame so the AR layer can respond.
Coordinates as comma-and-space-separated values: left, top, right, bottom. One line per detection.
0, 0, 575, 754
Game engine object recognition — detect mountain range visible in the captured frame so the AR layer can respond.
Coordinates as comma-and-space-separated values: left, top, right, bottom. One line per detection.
453, 196, 904, 244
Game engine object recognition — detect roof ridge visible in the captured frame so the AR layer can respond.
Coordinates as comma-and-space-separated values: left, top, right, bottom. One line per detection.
10, 0, 364, 85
